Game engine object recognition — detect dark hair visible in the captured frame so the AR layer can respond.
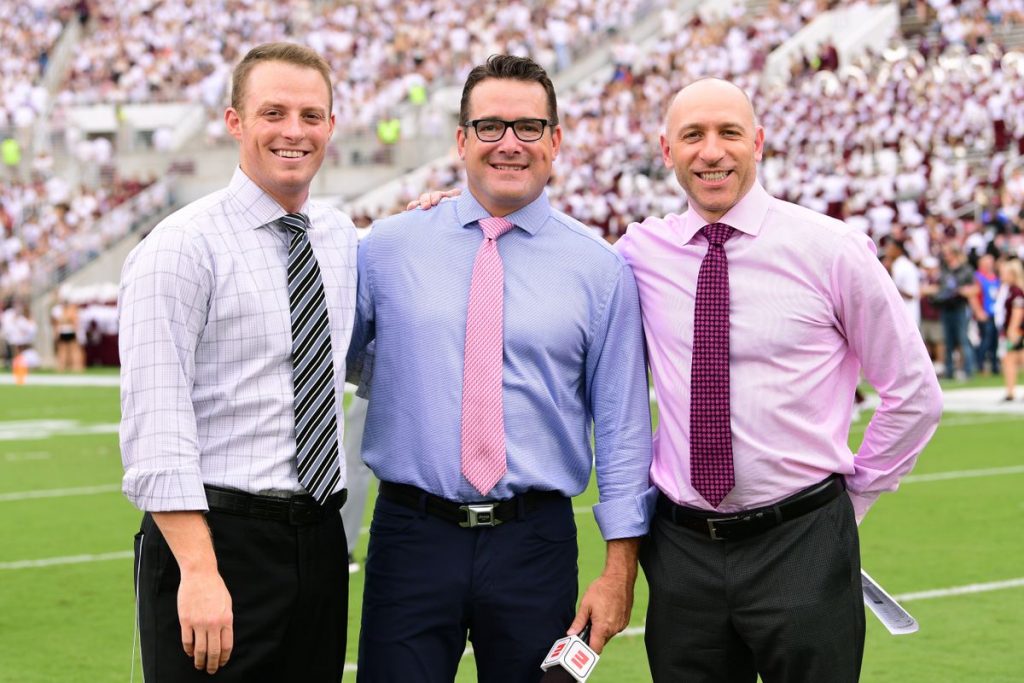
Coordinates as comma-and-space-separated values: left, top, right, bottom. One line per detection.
231, 42, 333, 113
459, 54, 558, 126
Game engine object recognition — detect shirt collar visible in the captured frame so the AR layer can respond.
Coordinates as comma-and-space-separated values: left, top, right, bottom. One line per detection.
225, 166, 313, 231
454, 188, 550, 236
677, 180, 771, 245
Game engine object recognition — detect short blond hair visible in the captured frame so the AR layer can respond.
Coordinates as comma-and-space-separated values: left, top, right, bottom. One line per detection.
231, 42, 332, 113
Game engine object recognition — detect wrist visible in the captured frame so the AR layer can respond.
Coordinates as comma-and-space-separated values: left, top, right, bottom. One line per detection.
178, 555, 220, 577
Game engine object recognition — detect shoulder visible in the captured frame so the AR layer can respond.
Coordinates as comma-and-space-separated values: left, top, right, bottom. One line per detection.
308, 202, 357, 246
309, 201, 356, 231
123, 189, 237, 273
766, 195, 853, 239
129, 192, 224, 255
767, 196, 877, 260
547, 207, 628, 270
365, 202, 456, 243
617, 214, 677, 255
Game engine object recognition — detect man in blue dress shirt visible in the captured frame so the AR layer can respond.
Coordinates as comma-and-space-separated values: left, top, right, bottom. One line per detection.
348, 55, 654, 682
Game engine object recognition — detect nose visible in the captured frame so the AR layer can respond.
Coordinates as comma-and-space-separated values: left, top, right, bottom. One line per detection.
493, 126, 524, 154
698, 133, 724, 164
281, 113, 304, 140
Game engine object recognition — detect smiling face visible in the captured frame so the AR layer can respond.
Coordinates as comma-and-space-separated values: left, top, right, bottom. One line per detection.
660, 79, 764, 224
225, 60, 335, 213
456, 78, 561, 217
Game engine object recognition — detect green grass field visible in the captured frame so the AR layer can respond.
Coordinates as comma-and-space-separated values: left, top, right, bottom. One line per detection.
1, 376, 1022, 682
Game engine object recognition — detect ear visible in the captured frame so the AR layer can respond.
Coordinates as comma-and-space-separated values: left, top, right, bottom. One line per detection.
456, 125, 467, 160
753, 125, 765, 163
225, 107, 243, 142
550, 124, 563, 159
660, 133, 672, 169
328, 112, 336, 139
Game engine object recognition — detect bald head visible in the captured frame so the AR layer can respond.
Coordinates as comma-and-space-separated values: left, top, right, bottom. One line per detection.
659, 78, 765, 223
663, 78, 758, 134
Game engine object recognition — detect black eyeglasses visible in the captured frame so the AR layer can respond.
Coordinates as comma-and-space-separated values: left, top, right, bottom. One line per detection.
464, 118, 554, 142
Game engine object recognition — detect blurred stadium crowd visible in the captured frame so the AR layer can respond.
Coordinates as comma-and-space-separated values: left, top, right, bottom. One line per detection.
2, 0, 1024, 395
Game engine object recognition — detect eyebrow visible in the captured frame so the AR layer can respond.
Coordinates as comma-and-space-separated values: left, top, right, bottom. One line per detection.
680, 120, 746, 130
254, 101, 329, 114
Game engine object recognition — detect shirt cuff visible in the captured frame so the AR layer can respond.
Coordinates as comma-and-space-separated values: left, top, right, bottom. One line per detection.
847, 489, 879, 525
122, 466, 209, 512
592, 486, 658, 540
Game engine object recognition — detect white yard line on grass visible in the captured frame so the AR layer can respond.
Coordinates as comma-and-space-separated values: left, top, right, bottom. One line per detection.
0, 550, 133, 570
5, 464, 1023, 510
0, 483, 121, 501
895, 577, 1024, 602
337, 578, 1024, 673
902, 464, 1024, 483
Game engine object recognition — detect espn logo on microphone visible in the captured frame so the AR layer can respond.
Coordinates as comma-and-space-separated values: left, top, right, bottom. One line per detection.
540, 634, 600, 681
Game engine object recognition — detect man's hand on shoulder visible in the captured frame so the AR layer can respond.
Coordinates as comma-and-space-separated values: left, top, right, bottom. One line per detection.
405, 188, 461, 211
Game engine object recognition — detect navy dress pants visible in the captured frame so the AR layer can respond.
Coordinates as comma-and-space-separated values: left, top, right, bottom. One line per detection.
357, 493, 578, 683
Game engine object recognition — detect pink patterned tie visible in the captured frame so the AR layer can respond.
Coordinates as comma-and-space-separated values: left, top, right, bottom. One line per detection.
461, 216, 515, 496
690, 223, 736, 507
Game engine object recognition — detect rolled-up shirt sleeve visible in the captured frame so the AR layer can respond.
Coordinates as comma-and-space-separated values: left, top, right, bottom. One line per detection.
119, 228, 212, 512
831, 232, 943, 520
587, 259, 656, 540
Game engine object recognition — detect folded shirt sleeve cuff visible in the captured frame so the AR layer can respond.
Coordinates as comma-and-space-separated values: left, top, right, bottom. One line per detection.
122, 466, 209, 512
592, 485, 659, 540
847, 489, 879, 525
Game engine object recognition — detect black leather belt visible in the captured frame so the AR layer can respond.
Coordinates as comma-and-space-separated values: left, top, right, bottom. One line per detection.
378, 481, 564, 528
204, 485, 347, 525
656, 475, 845, 541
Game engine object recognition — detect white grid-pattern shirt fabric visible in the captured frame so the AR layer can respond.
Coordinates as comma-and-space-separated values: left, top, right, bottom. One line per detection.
119, 167, 357, 512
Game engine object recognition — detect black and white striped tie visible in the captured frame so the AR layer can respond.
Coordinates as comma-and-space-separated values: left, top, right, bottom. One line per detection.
281, 212, 340, 505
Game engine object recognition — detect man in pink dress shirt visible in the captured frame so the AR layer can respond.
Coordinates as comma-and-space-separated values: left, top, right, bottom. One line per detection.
616, 78, 943, 682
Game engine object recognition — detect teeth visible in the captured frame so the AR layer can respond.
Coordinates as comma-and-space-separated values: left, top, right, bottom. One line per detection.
700, 171, 729, 181
275, 150, 305, 158
493, 165, 524, 170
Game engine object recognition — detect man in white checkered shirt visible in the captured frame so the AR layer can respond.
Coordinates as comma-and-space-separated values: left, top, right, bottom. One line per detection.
119, 43, 356, 682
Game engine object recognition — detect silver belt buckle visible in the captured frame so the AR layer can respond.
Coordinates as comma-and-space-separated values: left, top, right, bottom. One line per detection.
707, 515, 740, 541
459, 503, 501, 528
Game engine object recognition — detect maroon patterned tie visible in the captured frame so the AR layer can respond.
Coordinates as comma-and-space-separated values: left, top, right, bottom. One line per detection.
690, 223, 735, 507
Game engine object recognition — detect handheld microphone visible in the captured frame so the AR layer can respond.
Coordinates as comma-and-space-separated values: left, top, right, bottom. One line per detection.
539, 623, 600, 682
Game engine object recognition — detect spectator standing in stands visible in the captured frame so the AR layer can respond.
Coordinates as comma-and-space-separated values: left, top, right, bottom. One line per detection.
350, 55, 652, 682
1, 137, 21, 180
974, 253, 1001, 375
52, 296, 84, 372
999, 258, 1024, 401
919, 255, 946, 366
0, 300, 16, 368
934, 243, 979, 379
616, 78, 942, 683
885, 236, 922, 329
119, 43, 355, 681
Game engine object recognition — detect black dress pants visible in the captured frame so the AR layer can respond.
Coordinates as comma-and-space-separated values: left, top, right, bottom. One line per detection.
641, 492, 864, 683
134, 509, 349, 682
